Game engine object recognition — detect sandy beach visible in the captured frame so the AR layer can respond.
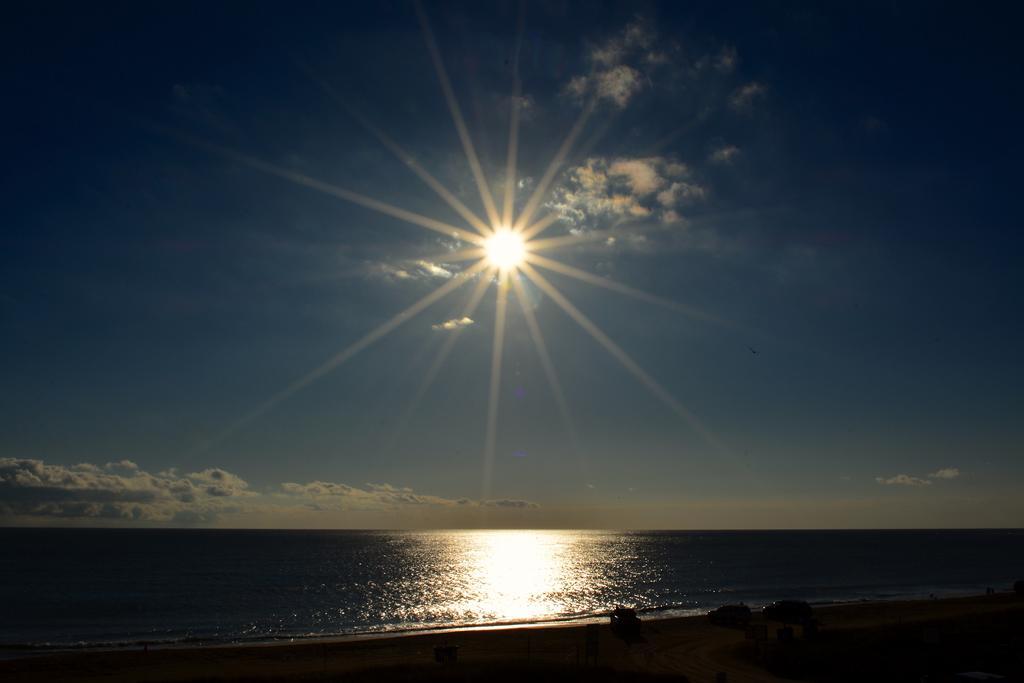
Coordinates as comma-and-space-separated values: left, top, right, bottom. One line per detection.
3, 592, 1021, 682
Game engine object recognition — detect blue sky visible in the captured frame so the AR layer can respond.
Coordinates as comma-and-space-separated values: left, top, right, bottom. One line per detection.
1, 1, 1022, 528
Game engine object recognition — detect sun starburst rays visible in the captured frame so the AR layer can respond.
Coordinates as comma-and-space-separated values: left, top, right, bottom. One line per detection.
483, 268, 510, 499
510, 273, 585, 480
381, 270, 496, 455
192, 3, 731, 494
416, 0, 500, 233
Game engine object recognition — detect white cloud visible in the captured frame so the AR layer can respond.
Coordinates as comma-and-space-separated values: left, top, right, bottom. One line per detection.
279, 480, 537, 511
548, 156, 705, 230
0, 458, 252, 522
432, 316, 475, 331
414, 260, 453, 279
591, 42, 625, 68
876, 468, 961, 487
607, 158, 665, 195
587, 18, 653, 67
369, 259, 453, 282
569, 66, 644, 108
657, 181, 708, 206
594, 65, 644, 108
709, 144, 741, 165
564, 20, 760, 119
876, 474, 932, 486
563, 20, 657, 109
186, 468, 250, 497
0, 458, 540, 525
730, 81, 767, 110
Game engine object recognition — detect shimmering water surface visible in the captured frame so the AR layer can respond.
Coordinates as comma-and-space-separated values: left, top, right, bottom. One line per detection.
1, 528, 1021, 651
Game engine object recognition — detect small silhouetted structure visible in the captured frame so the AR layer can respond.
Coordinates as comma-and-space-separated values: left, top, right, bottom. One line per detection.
433, 645, 458, 664
762, 600, 813, 625
708, 603, 752, 629
610, 606, 642, 636
1014, 579, 1024, 595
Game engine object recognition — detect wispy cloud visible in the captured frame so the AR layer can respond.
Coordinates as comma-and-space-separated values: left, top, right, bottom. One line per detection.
481, 498, 540, 509
714, 45, 738, 73
279, 480, 537, 511
432, 316, 475, 331
730, 81, 767, 110
709, 144, 741, 165
876, 467, 962, 486
369, 259, 453, 282
876, 474, 932, 486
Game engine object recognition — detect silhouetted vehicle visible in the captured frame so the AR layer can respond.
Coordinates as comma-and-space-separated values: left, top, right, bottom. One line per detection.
708, 603, 752, 628
1014, 580, 1024, 596
762, 600, 813, 624
610, 606, 641, 635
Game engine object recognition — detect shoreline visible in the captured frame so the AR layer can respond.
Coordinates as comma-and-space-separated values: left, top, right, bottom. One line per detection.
0, 585, 1006, 658
2, 592, 1021, 682
0, 585, 993, 657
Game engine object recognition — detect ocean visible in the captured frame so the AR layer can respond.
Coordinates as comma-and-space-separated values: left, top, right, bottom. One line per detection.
1, 528, 1021, 655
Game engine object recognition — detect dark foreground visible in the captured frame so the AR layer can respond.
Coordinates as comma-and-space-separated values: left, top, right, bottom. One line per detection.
2, 593, 1021, 682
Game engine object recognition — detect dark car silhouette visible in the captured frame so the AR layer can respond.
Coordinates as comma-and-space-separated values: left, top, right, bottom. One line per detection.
708, 603, 752, 628
609, 606, 642, 635
762, 600, 813, 624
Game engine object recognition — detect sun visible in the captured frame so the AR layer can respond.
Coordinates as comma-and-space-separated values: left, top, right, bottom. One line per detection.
485, 230, 526, 270
200, 3, 727, 498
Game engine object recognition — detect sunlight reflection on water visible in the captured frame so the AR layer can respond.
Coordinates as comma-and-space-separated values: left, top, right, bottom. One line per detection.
4, 529, 1020, 647
358, 530, 656, 628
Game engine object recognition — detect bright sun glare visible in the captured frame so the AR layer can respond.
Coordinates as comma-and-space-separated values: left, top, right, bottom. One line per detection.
485, 230, 526, 269
205, 3, 727, 502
